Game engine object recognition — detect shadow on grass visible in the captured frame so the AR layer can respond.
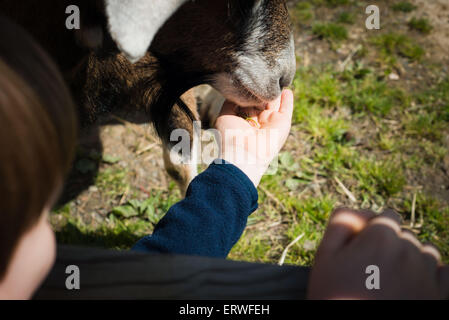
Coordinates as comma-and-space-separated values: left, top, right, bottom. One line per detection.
57, 109, 154, 207
55, 222, 142, 250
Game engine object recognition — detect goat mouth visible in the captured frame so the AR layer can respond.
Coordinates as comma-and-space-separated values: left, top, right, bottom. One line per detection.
210, 73, 273, 109
231, 77, 269, 109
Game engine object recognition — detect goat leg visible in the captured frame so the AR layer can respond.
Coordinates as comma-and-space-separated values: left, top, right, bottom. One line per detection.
161, 89, 200, 196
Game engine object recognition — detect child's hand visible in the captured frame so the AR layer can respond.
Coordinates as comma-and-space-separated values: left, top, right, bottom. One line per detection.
308, 208, 449, 300
215, 89, 294, 186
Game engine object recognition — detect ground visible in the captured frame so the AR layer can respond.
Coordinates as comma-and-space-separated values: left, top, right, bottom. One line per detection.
52, 0, 449, 265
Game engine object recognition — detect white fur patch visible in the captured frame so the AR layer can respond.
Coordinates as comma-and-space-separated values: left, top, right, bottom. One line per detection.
105, 0, 187, 63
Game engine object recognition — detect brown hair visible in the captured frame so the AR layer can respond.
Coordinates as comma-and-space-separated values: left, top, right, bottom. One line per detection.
0, 16, 78, 280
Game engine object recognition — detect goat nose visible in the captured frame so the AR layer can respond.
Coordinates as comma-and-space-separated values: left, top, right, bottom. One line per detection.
279, 74, 293, 90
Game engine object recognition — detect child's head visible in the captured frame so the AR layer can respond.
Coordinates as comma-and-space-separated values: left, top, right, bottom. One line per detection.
0, 16, 78, 297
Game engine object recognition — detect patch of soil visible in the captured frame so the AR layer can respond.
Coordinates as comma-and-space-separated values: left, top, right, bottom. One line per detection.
413, 0, 449, 65
59, 110, 172, 222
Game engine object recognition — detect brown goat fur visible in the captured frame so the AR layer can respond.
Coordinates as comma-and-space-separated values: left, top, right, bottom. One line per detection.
0, 0, 295, 194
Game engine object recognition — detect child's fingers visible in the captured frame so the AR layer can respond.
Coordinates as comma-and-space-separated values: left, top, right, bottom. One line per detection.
278, 89, 294, 118
266, 93, 282, 112
318, 208, 376, 256
259, 90, 294, 127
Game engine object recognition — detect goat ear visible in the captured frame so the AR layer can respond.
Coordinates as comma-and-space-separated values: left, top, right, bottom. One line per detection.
105, 0, 188, 63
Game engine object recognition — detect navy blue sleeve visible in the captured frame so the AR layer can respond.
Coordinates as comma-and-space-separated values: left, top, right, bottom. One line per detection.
132, 160, 259, 258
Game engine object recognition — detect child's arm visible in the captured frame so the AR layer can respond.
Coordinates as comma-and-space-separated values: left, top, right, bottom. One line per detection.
132, 161, 258, 257
133, 89, 294, 257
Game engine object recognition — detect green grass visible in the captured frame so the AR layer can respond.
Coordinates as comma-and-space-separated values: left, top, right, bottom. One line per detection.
371, 33, 425, 64
96, 168, 130, 200
293, 65, 408, 117
405, 112, 445, 141
391, 1, 417, 13
419, 78, 449, 118
408, 17, 433, 34
282, 196, 335, 265
356, 158, 406, 198
312, 22, 348, 41
292, 2, 315, 24
307, 0, 349, 7
408, 77, 449, 142
336, 11, 356, 24
52, 186, 181, 250
346, 75, 407, 116
324, 0, 350, 7
410, 195, 449, 261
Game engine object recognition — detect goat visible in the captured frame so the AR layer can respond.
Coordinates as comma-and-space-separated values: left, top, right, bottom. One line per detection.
0, 0, 296, 195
